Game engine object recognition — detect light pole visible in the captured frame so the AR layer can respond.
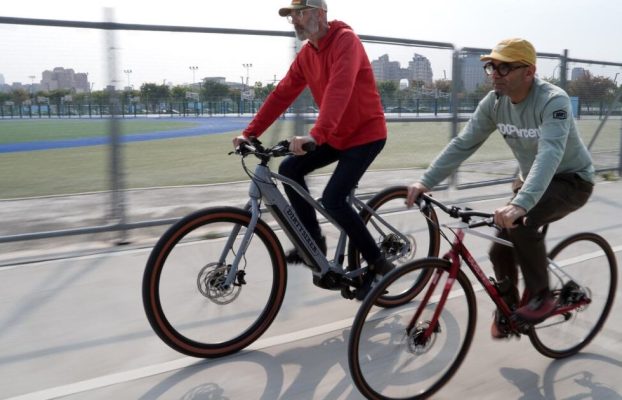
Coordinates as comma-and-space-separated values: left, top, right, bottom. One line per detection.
189, 66, 199, 86
242, 64, 253, 114
242, 63, 252, 88
123, 69, 132, 89
28, 75, 35, 95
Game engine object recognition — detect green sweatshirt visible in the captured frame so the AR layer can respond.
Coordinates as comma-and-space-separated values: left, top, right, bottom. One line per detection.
420, 77, 594, 212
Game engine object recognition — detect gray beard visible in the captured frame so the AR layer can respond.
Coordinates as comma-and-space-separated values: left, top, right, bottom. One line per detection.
294, 16, 319, 41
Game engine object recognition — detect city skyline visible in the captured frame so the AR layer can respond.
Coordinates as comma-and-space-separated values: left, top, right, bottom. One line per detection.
0, 58, 606, 97
1, 0, 621, 92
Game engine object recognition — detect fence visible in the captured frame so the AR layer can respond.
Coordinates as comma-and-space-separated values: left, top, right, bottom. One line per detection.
0, 15, 621, 250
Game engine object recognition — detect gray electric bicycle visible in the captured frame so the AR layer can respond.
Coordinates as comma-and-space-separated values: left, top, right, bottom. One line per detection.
142, 138, 440, 358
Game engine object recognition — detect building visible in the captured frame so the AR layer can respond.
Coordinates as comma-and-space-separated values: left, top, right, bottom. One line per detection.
459, 53, 487, 93
0, 74, 8, 93
41, 67, 91, 93
571, 67, 590, 80
371, 53, 433, 85
407, 54, 433, 85
371, 54, 402, 82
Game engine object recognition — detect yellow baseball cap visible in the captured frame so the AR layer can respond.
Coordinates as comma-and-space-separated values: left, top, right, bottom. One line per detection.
480, 38, 537, 66
279, 0, 327, 17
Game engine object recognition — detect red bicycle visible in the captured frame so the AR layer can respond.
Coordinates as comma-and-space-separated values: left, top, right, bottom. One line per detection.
348, 193, 617, 400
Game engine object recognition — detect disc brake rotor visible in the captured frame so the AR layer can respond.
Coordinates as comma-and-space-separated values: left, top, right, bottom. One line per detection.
197, 263, 242, 305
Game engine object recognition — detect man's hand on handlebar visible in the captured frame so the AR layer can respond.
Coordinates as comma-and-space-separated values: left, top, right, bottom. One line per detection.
233, 135, 250, 149
289, 136, 316, 155
406, 182, 430, 208
493, 204, 526, 229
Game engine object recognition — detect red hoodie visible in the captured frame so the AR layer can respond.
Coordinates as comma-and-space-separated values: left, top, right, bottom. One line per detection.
243, 21, 387, 150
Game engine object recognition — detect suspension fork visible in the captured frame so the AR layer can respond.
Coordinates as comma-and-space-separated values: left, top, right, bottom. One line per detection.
219, 198, 261, 287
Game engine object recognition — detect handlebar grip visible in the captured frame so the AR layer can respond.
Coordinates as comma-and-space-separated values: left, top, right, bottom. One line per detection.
301, 141, 316, 152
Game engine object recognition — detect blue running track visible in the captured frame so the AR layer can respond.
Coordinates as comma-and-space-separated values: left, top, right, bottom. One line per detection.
0, 117, 253, 153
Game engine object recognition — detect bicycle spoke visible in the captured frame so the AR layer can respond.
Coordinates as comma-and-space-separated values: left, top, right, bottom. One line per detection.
528, 233, 617, 358
143, 208, 286, 358
349, 259, 476, 399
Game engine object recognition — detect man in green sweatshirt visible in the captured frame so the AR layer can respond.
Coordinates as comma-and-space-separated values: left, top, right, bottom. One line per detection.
406, 38, 594, 338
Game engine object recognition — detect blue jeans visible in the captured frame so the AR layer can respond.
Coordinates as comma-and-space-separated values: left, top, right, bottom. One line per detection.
278, 139, 386, 264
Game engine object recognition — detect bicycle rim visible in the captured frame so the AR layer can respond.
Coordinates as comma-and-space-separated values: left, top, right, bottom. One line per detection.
142, 207, 287, 358
528, 232, 617, 359
351, 186, 440, 307
349, 258, 477, 399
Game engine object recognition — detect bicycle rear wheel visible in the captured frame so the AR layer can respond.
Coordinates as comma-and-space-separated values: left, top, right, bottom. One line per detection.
143, 207, 287, 358
348, 258, 477, 400
528, 232, 617, 359
349, 186, 441, 307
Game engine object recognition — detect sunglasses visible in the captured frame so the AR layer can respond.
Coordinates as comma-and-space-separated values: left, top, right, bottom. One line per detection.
286, 7, 313, 23
483, 62, 529, 77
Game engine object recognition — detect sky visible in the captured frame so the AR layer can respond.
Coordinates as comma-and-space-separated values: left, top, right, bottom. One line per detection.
1, 0, 621, 90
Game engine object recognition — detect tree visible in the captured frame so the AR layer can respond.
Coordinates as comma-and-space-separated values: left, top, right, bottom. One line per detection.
10, 88, 30, 104
253, 82, 275, 101
568, 73, 617, 103
140, 83, 170, 112
47, 89, 71, 105
434, 79, 452, 94
201, 79, 230, 102
170, 85, 188, 102
90, 89, 111, 105
376, 80, 398, 108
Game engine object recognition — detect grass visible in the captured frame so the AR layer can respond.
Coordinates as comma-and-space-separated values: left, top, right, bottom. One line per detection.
0, 117, 618, 199
0, 119, 198, 143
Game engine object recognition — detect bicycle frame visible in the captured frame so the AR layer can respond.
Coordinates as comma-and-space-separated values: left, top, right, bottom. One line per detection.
220, 157, 411, 288
408, 217, 592, 340
406, 224, 512, 338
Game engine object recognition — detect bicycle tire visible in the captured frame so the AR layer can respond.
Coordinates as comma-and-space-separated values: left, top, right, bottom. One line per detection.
528, 232, 617, 359
349, 258, 477, 400
348, 186, 440, 307
142, 206, 287, 358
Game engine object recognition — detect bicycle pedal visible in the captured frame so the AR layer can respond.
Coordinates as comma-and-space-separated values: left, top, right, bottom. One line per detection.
510, 314, 532, 334
341, 287, 356, 300
312, 274, 342, 291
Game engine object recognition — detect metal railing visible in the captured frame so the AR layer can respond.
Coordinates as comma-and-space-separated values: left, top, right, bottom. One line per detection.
0, 15, 620, 247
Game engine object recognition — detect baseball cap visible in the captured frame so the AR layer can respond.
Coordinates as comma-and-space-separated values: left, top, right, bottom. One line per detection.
480, 38, 537, 66
279, 0, 327, 17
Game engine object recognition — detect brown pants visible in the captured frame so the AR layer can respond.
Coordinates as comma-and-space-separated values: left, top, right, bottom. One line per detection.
488, 173, 593, 306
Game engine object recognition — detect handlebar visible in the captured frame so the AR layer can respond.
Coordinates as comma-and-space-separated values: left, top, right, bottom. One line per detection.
416, 193, 496, 228
232, 138, 316, 160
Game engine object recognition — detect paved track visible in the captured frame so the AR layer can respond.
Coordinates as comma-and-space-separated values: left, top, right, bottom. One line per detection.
1, 180, 621, 400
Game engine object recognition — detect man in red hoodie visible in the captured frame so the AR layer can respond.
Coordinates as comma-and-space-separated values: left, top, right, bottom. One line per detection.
233, 0, 392, 297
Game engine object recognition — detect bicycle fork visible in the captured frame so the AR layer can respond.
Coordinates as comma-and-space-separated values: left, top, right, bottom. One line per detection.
218, 197, 262, 289
405, 255, 460, 348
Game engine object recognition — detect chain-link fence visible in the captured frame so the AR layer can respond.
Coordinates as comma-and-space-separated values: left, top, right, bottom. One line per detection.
0, 15, 621, 248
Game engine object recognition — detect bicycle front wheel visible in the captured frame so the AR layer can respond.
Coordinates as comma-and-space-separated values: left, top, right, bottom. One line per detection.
349, 258, 477, 400
143, 207, 287, 358
528, 232, 617, 359
349, 186, 440, 307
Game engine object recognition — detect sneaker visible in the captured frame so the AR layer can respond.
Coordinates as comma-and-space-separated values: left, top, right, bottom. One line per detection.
355, 272, 376, 301
513, 291, 556, 323
490, 310, 511, 339
285, 236, 327, 266
371, 256, 395, 276
354, 258, 394, 301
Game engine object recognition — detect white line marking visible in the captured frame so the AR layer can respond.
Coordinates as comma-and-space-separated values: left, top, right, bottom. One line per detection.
5, 316, 358, 400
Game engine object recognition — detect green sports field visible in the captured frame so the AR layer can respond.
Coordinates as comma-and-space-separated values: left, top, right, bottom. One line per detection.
0, 118, 617, 199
